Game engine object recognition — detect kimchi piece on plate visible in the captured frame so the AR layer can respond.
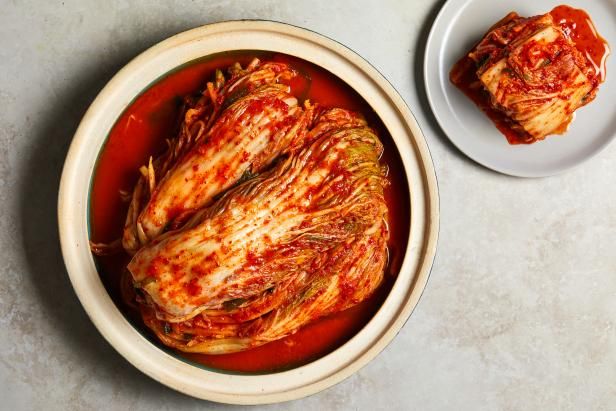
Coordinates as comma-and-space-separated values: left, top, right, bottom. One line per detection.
91, 59, 391, 355
450, 5, 609, 144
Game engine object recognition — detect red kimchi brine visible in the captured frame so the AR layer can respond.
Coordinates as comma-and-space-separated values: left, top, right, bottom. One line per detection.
450, 5, 609, 144
89, 51, 410, 373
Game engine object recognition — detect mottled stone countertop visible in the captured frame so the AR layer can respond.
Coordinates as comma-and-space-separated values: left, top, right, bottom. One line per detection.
2, 0, 615, 409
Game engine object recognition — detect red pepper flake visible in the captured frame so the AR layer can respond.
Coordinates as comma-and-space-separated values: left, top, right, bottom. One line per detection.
338, 278, 356, 301
147, 256, 170, 278
215, 162, 231, 183
245, 250, 260, 266
186, 277, 202, 296
170, 263, 184, 279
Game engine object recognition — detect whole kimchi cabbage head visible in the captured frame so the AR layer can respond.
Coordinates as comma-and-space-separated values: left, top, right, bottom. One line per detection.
97, 58, 391, 354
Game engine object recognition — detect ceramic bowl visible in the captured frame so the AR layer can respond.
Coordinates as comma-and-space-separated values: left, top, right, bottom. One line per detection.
58, 20, 439, 404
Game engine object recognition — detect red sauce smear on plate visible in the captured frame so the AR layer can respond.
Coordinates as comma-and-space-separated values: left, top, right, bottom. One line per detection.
449, 5, 610, 145
550, 5, 610, 83
90, 51, 410, 373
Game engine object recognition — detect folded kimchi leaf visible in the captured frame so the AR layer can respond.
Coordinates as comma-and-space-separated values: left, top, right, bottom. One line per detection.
122, 59, 314, 254
127, 109, 390, 354
468, 12, 597, 141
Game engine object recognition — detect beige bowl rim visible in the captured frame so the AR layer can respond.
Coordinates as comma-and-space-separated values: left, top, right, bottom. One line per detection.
57, 20, 439, 405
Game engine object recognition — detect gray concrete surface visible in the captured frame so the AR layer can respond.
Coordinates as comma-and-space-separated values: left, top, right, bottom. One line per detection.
1, 0, 615, 409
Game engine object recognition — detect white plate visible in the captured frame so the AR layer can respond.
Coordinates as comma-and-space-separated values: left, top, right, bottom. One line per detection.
424, 0, 615, 177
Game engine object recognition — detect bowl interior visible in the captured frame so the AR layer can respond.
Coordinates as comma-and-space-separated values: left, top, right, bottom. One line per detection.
88, 49, 412, 375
